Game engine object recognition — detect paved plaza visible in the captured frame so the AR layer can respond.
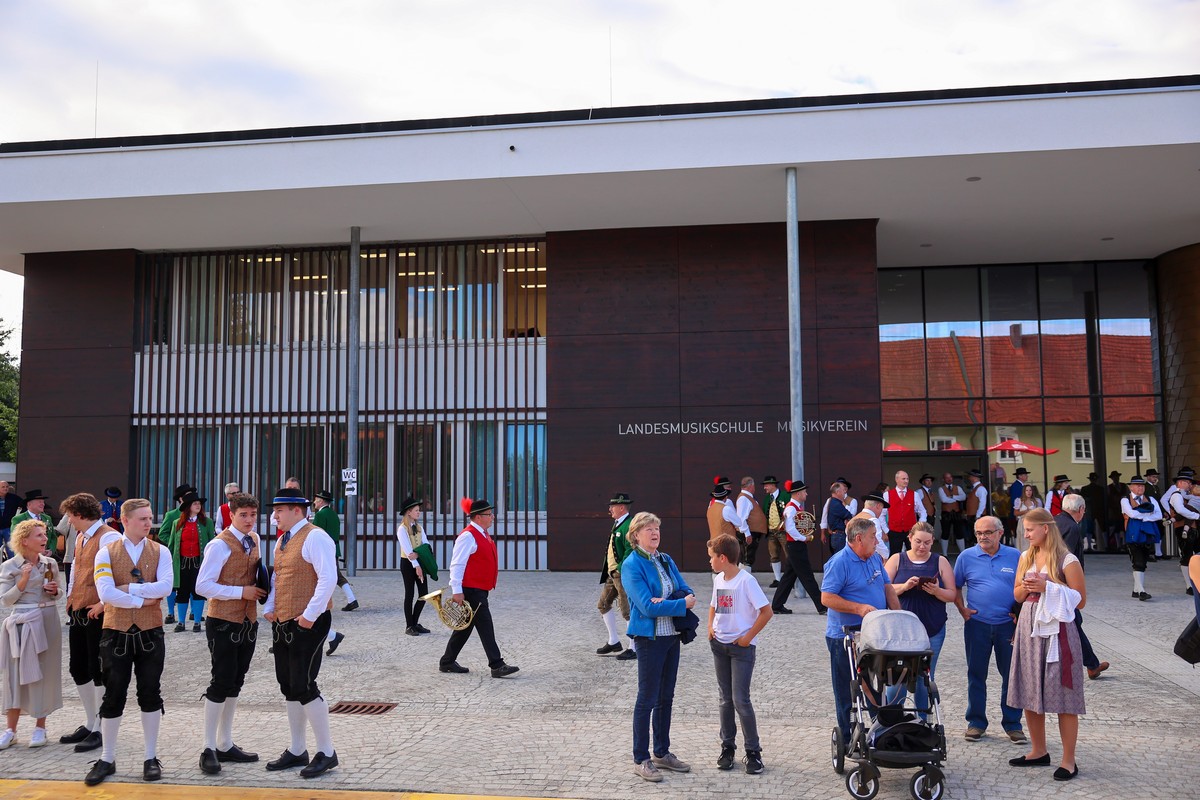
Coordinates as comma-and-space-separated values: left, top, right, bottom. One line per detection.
0, 553, 1197, 799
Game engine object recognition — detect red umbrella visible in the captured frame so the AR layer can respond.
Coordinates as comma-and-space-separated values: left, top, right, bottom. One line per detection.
884, 443, 910, 451
987, 439, 1059, 456
946, 442, 966, 450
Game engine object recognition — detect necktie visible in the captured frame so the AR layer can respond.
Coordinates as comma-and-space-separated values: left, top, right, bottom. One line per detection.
280, 531, 292, 550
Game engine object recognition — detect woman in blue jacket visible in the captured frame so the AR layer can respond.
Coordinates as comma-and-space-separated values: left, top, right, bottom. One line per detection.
621, 512, 696, 782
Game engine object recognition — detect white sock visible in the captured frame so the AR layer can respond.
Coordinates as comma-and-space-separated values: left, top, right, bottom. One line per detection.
286, 701, 307, 754
1184, 565, 1192, 590
203, 699, 222, 751
327, 629, 337, 642
79, 682, 100, 731
954, 539, 965, 553
629, 638, 637, 652
1155, 543, 1163, 557
771, 563, 782, 581
342, 584, 357, 603
302, 697, 335, 756
218, 698, 238, 751
1134, 571, 1146, 593
141, 710, 161, 760
601, 609, 619, 645
100, 716, 120, 763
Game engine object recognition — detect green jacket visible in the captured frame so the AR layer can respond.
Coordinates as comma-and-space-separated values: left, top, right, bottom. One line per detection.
314, 506, 341, 558
599, 513, 633, 582
160, 514, 216, 587
11, 511, 57, 553
761, 489, 791, 531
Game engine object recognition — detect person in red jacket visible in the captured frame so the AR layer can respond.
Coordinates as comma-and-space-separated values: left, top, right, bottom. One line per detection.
885, 470, 924, 556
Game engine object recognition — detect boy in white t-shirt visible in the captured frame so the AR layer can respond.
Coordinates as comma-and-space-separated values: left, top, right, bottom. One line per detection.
707, 533, 773, 775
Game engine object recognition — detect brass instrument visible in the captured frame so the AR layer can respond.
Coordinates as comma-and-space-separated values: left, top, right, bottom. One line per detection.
797, 509, 817, 540
421, 588, 475, 631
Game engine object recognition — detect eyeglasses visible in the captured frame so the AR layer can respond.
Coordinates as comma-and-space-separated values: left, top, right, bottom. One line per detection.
975, 529, 1003, 536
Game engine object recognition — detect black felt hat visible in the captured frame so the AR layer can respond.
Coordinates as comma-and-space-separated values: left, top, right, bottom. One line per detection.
314, 489, 333, 502
762, 476, 779, 486
104, 486, 122, 498
1014, 468, 1029, 477
863, 492, 890, 508
968, 469, 984, 479
919, 473, 935, 483
1128, 475, 1146, 485
785, 479, 806, 493
1109, 470, 1122, 479
460, 497, 494, 516
172, 483, 194, 503
1052, 474, 1071, 484
608, 493, 632, 506
836, 477, 853, 491
271, 488, 311, 506
1174, 474, 1195, 485
178, 490, 207, 508
710, 476, 731, 499
1145, 468, 1159, 477
22, 489, 48, 503
400, 497, 423, 513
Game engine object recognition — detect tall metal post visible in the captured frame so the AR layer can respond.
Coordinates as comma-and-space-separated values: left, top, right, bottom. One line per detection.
785, 168, 805, 481
346, 226, 361, 577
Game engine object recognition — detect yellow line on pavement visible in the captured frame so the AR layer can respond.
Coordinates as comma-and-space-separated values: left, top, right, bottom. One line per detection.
0, 779, 574, 800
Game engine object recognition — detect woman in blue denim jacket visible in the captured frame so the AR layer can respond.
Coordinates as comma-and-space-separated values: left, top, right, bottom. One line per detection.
620, 512, 696, 782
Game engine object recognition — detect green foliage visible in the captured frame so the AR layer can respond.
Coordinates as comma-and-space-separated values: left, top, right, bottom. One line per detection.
0, 325, 19, 462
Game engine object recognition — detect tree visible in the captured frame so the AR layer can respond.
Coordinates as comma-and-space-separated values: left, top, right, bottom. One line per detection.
0, 325, 19, 462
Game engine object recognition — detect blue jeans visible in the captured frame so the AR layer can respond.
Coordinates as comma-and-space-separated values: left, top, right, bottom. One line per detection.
885, 626, 946, 720
632, 634, 680, 763
963, 617, 1022, 732
830, 533, 846, 554
827, 636, 853, 744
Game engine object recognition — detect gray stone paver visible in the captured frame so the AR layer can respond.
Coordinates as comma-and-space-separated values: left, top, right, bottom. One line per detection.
0, 555, 1197, 799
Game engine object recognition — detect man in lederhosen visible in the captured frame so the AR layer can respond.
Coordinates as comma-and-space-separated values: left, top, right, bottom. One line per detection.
735, 477, 767, 572
87, 498, 173, 785
760, 476, 790, 587
263, 488, 340, 778
196, 492, 268, 775
596, 492, 636, 661
770, 480, 826, 616
707, 476, 743, 554
60, 492, 123, 753
439, 497, 520, 677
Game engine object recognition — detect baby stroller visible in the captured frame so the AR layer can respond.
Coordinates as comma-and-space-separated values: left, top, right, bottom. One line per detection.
832, 610, 947, 800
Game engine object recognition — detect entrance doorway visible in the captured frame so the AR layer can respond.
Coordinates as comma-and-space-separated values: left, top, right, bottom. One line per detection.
883, 450, 990, 555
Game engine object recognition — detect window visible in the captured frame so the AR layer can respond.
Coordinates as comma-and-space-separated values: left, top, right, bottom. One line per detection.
505, 423, 547, 512
930, 436, 956, 451
1122, 435, 1149, 463
1072, 433, 1093, 463
995, 428, 1021, 463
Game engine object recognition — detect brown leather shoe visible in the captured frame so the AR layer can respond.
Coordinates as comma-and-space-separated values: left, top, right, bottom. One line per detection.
1087, 661, 1110, 680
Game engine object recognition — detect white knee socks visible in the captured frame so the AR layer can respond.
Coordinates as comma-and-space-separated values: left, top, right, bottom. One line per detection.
100, 716, 120, 762
303, 697, 335, 756
203, 699, 223, 751
141, 710, 161, 760
601, 609, 619, 645
341, 583, 357, 603
218, 698, 239, 751
286, 701, 307, 754
771, 563, 782, 581
1133, 570, 1146, 593
79, 682, 101, 731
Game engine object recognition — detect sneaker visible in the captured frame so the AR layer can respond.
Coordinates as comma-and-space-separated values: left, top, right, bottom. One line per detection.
651, 752, 690, 772
29, 727, 47, 748
0, 729, 14, 750
964, 727, 984, 741
717, 745, 735, 771
405, 626, 420, 636
744, 750, 764, 774
1006, 729, 1027, 744
632, 760, 663, 782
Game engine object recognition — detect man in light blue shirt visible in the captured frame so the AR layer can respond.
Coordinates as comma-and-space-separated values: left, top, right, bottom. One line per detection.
953, 515, 1024, 743
821, 516, 900, 745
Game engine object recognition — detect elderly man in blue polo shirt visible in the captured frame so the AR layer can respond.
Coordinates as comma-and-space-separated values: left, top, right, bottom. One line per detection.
821, 516, 900, 745
953, 514, 1024, 744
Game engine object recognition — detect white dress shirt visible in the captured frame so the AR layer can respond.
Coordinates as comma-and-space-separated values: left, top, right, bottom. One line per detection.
969, 481, 988, 518
938, 484, 966, 506
397, 521, 431, 559
734, 491, 756, 538
1121, 494, 1163, 522
860, 509, 890, 560
196, 528, 260, 601
782, 501, 809, 542
262, 519, 338, 622
449, 521, 489, 594
1170, 491, 1200, 522
65, 520, 122, 599
94, 536, 174, 607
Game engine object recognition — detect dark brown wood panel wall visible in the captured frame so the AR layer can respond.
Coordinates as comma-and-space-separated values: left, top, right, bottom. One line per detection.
546, 221, 881, 571
17, 250, 138, 506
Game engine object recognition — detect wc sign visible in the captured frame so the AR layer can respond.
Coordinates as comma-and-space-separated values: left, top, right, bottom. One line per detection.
341, 468, 358, 496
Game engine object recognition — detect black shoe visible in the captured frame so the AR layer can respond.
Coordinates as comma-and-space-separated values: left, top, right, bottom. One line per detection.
772, 606, 793, 615
342, 600, 360, 612
300, 751, 339, 778
405, 626, 420, 636
596, 642, 623, 655
491, 663, 520, 678
1009, 753, 1051, 766
1189, 587, 1195, 596
164, 615, 177, 625
717, 745, 735, 771
143, 758, 163, 782
817, 608, 828, 615
85, 759, 116, 786
440, 661, 469, 674
1148, 554, 1158, 562
1139, 591, 1152, 601
75, 730, 102, 753
1053, 764, 1079, 781
200, 748, 221, 775
744, 750, 764, 774
1132, 591, 1139, 598
327, 632, 345, 655
616, 649, 637, 661
768, 580, 779, 588
217, 744, 259, 763
415, 624, 431, 634
59, 725, 90, 744
266, 749, 309, 771
193, 623, 202, 632
175, 622, 186, 632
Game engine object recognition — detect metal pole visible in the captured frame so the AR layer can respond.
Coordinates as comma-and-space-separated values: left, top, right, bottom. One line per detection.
785, 168, 805, 481
346, 226, 361, 577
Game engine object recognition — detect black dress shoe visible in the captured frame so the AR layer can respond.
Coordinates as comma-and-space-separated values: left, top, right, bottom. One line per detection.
415, 623, 431, 634
266, 749, 310, 771
217, 744, 259, 763
817, 608, 828, 615
773, 606, 793, 615
491, 663, 520, 678
327, 632, 345, 655
75, 730, 102, 753
85, 759, 116, 786
596, 642, 623, 655
59, 724, 90, 744
1009, 753, 1051, 766
164, 614, 177, 624
1132, 591, 1139, 598
144, 758, 163, 782
1188, 587, 1195, 596
200, 748, 221, 775
768, 580, 779, 588
439, 661, 469, 674
616, 649, 637, 661
342, 600, 360, 612
299, 751, 339, 778
405, 626, 420, 636
1053, 764, 1079, 781
1139, 591, 1152, 601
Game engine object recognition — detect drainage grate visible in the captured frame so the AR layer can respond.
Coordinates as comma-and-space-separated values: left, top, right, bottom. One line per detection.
328, 701, 397, 716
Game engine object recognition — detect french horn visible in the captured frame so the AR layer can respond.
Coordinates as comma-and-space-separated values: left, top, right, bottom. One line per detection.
420, 588, 475, 631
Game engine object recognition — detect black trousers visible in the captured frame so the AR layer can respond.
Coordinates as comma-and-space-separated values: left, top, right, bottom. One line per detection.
205, 618, 259, 702
1074, 610, 1100, 671
67, 608, 104, 686
888, 529, 909, 557
440, 587, 503, 669
1129, 541, 1152, 572
940, 512, 965, 545
98, 626, 166, 717
272, 610, 331, 704
771, 540, 825, 613
742, 531, 767, 568
175, 558, 205, 605
400, 558, 428, 628
1178, 525, 1197, 566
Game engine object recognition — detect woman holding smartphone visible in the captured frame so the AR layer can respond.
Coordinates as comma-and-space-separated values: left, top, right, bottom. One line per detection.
883, 521, 956, 718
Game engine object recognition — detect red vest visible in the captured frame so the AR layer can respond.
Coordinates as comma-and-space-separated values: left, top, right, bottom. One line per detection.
1049, 491, 1064, 516
886, 488, 917, 532
462, 524, 499, 591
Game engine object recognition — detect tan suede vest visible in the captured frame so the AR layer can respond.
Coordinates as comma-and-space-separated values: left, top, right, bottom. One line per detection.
707, 501, 735, 538
742, 492, 767, 534
102, 539, 164, 631
68, 524, 116, 611
272, 523, 330, 622
207, 528, 260, 623
965, 484, 982, 517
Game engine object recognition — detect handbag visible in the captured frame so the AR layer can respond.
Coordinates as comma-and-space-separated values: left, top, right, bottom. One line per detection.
1174, 618, 1200, 664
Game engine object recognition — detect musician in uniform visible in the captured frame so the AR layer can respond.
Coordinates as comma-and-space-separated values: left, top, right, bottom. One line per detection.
1167, 473, 1199, 595
759, 476, 789, 587
159, 483, 193, 626
439, 498, 520, 678
735, 477, 767, 573
965, 469, 989, 548
916, 474, 938, 541
262, 488, 340, 778
59, 493, 122, 753
1121, 476, 1161, 601
884, 471, 924, 556
597, 493, 636, 661
195, 492, 267, 775
100, 487, 123, 533
770, 481, 826, 615
1043, 474, 1071, 517
937, 473, 967, 555
1144, 469, 1164, 558
706, 476, 745, 558
86, 498, 173, 785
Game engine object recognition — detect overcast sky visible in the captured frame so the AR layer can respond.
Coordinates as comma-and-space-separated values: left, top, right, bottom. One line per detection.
1, 0, 1198, 355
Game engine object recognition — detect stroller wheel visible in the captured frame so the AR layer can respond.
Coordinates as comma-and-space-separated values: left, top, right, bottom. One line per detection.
910, 770, 944, 800
846, 767, 879, 800
831, 727, 846, 774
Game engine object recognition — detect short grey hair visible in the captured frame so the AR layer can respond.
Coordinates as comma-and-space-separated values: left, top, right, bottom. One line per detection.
741, 476, 754, 489
846, 516, 875, 543
224, 482, 240, 493
974, 515, 1003, 531
1062, 494, 1086, 514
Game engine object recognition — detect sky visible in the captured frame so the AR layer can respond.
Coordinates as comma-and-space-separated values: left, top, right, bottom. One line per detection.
1, 0, 1198, 356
